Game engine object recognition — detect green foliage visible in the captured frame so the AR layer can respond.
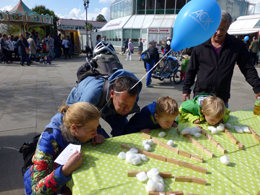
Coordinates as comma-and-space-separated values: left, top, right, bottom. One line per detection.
28, 26, 45, 39
96, 14, 107, 22
87, 23, 93, 31
32, 5, 59, 36
0, 24, 20, 35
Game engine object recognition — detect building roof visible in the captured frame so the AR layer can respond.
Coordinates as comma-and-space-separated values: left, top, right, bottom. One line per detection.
58, 18, 107, 27
10, 0, 33, 14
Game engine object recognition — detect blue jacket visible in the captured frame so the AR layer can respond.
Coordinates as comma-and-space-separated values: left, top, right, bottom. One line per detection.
124, 102, 160, 134
66, 69, 142, 136
24, 113, 71, 195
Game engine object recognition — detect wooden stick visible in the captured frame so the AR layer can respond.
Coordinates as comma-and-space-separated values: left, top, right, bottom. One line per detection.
120, 144, 207, 174
248, 127, 260, 143
152, 137, 203, 162
184, 134, 214, 157
166, 192, 184, 195
238, 142, 244, 150
197, 125, 227, 153
141, 133, 152, 139
177, 128, 181, 135
127, 171, 172, 178
175, 176, 206, 185
224, 129, 239, 144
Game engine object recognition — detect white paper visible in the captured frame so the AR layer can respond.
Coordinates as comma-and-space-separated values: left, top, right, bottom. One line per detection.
54, 143, 81, 165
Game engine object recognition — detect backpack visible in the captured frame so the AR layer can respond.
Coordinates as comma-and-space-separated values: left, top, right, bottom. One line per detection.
76, 54, 123, 109
19, 128, 53, 176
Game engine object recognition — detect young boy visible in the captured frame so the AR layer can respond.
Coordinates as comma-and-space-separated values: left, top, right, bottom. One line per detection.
124, 96, 179, 134
178, 94, 230, 125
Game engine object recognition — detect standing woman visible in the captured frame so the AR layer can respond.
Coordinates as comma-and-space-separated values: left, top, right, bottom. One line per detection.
126, 39, 134, 61
0, 34, 10, 64
17, 33, 29, 66
62, 36, 70, 59
24, 102, 105, 195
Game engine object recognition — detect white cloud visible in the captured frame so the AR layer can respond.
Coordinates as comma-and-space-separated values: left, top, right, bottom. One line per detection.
101, 7, 110, 21
56, 7, 110, 21
0, 6, 13, 11
99, 0, 114, 3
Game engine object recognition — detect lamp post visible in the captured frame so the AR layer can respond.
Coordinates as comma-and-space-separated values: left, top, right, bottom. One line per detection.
83, 0, 90, 56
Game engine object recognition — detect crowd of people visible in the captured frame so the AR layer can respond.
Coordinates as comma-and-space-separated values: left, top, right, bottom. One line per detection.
0, 31, 74, 66
19, 10, 260, 195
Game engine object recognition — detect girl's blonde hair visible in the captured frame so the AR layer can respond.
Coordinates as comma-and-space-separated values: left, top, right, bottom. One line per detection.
202, 96, 226, 119
155, 96, 179, 117
59, 102, 100, 139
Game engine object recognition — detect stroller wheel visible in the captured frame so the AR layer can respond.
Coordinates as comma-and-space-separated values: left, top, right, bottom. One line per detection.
159, 78, 164, 81
171, 70, 183, 84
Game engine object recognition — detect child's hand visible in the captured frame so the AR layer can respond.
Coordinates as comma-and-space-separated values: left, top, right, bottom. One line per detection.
92, 135, 105, 145
193, 119, 200, 124
62, 151, 82, 177
141, 128, 151, 133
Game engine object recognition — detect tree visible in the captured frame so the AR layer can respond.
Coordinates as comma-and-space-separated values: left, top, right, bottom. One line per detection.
0, 24, 20, 35
96, 14, 107, 22
87, 23, 93, 31
32, 5, 59, 37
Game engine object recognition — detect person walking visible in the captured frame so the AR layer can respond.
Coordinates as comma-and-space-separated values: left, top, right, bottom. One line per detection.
13, 36, 19, 61
54, 34, 62, 59
17, 33, 29, 66
62, 36, 70, 59
123, 38, 128, 54
0, 34, 11, 64
48, 34, 55, 59
126, 39, 134, 61
27, 34, 38, 63
7, 35, 14, 63
138, 38, 143, 61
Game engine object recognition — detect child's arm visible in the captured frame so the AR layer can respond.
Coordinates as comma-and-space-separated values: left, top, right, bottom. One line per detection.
179, 111, 200, 123
178, 103, 201, 123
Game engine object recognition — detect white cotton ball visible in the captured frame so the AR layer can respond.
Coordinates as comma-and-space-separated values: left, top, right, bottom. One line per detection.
129, 148, 138, 153
189, 129, 196, 135
136, 171, 148, 182
194, 133, 201, 138
156, 183, 165, 192
192, 127, 201, 133
117, 152, 126, 160
125, 152, 135, 164
147, 179, 158, 191
181, 127, 191, 135
217, 123, 225, 132
159, 193, 165, 195
158, 131, 166, 137
152, 175, 164, 184
145, 184, 150, 192
167, 140, 174, 147
208, 126, 216, 132
140, 154, 148, 161
144, 144, 152, 151
131, 155, 142, 165
225, 123, 232, 129
220, 155, 230, 165
147, 139, 154, 145
147, 168, 159, 179
241, 126, 250, 133
211, 128, 218, 134
234, 126, 244, 133
143, 140, 149, 146
126, 151, 135, 158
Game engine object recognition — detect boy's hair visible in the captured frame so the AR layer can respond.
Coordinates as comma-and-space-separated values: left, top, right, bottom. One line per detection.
202, 96, 226, 119
155, 96, 179, 117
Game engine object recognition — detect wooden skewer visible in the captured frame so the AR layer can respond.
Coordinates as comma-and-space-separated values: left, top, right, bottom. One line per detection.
224, 129, 239, 144
248, 127, 260, 143
127, 171, 172, 178
175, 176, 207, 185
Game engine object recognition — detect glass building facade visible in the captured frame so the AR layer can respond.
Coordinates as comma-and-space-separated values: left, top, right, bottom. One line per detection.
103, 0, 250, 49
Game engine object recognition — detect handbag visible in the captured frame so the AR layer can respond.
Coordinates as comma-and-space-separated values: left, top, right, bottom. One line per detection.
142, 51, 151, 63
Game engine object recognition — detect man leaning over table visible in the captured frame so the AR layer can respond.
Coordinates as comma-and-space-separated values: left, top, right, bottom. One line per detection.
183, 10, 260, 108
66, 69, 142, 138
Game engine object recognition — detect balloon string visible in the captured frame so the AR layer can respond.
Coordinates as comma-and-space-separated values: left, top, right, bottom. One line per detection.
131, 49, 173, 90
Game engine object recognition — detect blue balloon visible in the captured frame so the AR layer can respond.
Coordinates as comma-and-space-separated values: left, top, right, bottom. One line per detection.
171, 0, 221, 52
244, 36, 249, 42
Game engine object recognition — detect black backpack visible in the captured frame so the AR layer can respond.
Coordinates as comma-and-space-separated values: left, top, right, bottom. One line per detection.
76, 54, 123, 109
19, 128, 53, 176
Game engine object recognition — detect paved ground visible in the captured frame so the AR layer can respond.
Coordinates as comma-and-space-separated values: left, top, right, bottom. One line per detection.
0, 53, 259, 194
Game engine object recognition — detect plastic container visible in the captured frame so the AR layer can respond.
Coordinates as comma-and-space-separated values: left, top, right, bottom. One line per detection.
253, 96, 260, 115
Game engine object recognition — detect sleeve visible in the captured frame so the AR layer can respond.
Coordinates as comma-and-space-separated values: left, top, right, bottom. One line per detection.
178, 102, 200, 123
30, 132, 71, 194
237, 42, 260, 94
223, 108, 230, 123
178, 107, 200, 123
183, 49, 199, 94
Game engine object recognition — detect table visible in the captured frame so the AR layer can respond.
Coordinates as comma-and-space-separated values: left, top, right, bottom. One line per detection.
67, 108, 260, 195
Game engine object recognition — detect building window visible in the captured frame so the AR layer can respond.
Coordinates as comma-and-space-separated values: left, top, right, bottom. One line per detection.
146, 0, 155, 14
137, 0, 145, 14
165, 0, 175, 14
156, 0, 165, 14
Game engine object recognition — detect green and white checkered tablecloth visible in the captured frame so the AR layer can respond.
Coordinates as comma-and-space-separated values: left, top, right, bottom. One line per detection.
67, 108, 260, 195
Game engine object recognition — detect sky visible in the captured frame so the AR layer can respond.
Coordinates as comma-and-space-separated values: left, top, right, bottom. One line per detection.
1, 0, 260, 22
0, 0, 113, 21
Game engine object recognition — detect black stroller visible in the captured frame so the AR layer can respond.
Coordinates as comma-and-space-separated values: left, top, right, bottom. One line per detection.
152, 56, 183, 84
